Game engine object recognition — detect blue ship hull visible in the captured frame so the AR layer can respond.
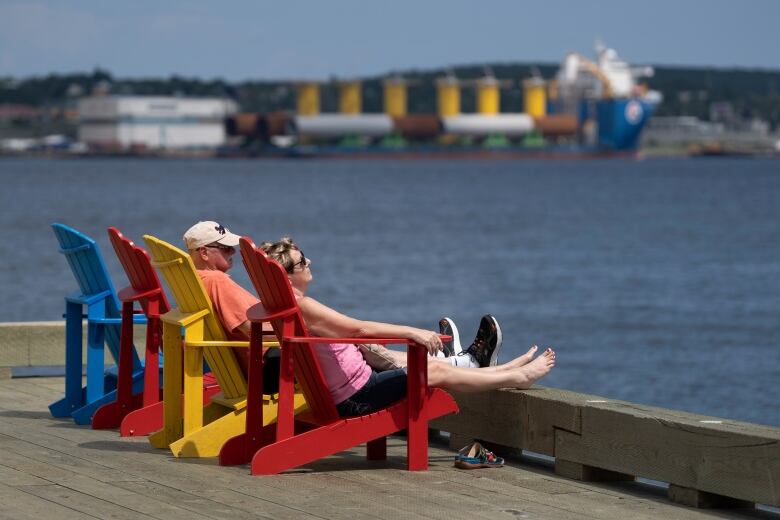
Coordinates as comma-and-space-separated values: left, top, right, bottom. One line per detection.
597, 99, 657, 151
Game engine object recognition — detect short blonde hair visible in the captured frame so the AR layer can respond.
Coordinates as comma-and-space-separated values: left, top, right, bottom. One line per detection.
260, 236, 300, 273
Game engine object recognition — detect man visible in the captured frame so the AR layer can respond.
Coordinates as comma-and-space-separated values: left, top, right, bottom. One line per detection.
182, 221, 501, 388
183, 221, 281, 394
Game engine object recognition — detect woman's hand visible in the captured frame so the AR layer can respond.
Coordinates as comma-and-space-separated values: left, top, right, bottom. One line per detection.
407, 328, 442, 356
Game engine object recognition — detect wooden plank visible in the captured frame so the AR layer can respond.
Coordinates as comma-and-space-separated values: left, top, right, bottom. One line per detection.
0, 462, 51, 486
0, 442, 146, 485
40, 475, 233, 520
668, 484, 752, 509
1, 375, 774, 519
523, 388, 583, 454
554, 459, 634, 482
430, 386, 583, 455
0, 482, 91, 520
430, 389, 528, 452
5, 377, 76, 399
15, 483, 155, 520
554, 401, 780, 506
0, 417, 308, 518
191, 486, 326, 520
236, 473, 407, 520
434, 462, 712, 520
335, 469, 508, 520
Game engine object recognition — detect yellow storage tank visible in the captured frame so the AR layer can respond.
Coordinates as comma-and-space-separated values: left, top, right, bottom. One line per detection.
523, 78, 546, 118
436, 78, 460, 117
477, 78, 500, 115
296, 83, 320, 116
338, 81, 362, 114
383, 79, 407, 117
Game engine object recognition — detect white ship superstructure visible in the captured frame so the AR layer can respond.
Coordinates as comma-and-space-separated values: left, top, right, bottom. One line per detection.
78, 96, 238, 150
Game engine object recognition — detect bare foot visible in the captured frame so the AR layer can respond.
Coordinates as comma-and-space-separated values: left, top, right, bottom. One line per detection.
511, 348, 555, 389
498, 345, 538, 370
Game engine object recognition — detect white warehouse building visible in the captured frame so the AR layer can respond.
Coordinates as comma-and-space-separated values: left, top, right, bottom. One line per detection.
78, 96, 238, 150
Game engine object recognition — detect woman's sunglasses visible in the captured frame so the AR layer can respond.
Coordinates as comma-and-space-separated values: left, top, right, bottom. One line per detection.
287, 251, 307, 273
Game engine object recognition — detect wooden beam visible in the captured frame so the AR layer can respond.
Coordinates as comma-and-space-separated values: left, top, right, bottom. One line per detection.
431, 386, 780, 508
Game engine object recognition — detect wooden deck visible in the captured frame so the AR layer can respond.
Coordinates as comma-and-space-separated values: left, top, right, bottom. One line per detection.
0, 375, 775, 520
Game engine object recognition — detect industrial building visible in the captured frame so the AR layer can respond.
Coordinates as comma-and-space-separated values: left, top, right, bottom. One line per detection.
78, 96, 237, 150
226, 43, 662, 157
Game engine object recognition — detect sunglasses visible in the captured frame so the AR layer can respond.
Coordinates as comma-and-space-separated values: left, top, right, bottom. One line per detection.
204, 243, 235, 253
287, 251, 308, 273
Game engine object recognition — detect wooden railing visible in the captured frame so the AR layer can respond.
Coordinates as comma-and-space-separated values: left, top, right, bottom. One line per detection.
431, 386, 780, 509
3, 322, 778, 508
0, 321, 146, 367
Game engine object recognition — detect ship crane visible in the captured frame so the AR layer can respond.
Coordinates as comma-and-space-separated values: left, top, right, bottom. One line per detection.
558, 43, 657, 102
561, 52, 615, 99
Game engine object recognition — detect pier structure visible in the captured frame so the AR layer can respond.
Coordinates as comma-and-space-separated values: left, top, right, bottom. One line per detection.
1, 320, 778, 518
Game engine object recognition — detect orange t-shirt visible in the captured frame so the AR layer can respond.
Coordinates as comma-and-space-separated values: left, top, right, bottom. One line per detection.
197, 269, 261, 373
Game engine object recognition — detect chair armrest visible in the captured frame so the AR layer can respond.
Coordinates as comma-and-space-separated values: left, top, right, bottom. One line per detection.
161, 308, 211, 327
91, 317, 123, 325
91, 314, 147, 325
184, 339, 280, 349
246, 303, 298, 323
284, 336, 410, 345
65, 290, 113, 306
117, 286, 164, 304
185, 339, 249, 348
282, 334, 450, 347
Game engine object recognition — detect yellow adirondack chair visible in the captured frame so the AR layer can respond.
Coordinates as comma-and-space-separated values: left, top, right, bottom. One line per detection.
143, 235, 307, 457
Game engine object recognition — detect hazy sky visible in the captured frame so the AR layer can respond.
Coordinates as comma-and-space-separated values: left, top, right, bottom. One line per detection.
2, 0, 778, 81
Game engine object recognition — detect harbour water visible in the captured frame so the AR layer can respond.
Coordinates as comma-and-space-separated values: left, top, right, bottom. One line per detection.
1, 157, 778, 426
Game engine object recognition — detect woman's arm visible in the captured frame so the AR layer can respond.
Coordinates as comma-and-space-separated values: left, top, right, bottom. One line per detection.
298, 296, 443, 355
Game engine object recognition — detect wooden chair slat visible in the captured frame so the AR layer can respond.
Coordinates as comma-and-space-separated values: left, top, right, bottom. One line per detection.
228, 237, 458, 474
92, 228, 173, 435
48, 223, 145, 425
144, 236, 243, 397
142, 234, 304, 458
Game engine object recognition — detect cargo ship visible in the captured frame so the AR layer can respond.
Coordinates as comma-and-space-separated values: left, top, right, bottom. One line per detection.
225, 42, 662, 159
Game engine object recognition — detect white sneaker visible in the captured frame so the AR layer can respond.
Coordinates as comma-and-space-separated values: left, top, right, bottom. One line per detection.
438, 317, 463, 356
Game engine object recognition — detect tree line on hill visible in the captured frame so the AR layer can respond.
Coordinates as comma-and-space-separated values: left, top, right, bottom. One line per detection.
1, 63, 779, 128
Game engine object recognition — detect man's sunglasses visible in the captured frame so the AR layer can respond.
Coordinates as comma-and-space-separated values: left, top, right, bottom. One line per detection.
203, 243, 235, 253
287, 251, 307, 273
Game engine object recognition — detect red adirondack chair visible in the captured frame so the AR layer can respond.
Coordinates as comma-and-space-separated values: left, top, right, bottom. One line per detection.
218, 237, 458, 474
91, 227, 219, 435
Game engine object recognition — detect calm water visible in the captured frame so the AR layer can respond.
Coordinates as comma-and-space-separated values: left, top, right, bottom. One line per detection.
1, 157, 778, 426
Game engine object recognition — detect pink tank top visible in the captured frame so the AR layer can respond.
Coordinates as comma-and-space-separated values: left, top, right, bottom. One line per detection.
313, 342, 372, 404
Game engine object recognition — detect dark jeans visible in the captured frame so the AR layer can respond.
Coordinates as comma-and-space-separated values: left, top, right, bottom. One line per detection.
262, 348, 281, 395
336, 368, 408, 417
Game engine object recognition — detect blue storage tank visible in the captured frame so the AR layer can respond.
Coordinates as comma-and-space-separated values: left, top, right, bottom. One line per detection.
596, 99, 656, 151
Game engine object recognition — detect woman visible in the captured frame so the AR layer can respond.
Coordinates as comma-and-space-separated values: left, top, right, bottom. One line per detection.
260, 237, 556, 417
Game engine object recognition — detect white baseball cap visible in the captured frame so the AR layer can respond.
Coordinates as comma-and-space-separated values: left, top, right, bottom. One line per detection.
183, 221, 241, 250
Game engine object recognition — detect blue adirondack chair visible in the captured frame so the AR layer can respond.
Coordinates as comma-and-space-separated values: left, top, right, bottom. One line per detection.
48, 223, 148, 424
